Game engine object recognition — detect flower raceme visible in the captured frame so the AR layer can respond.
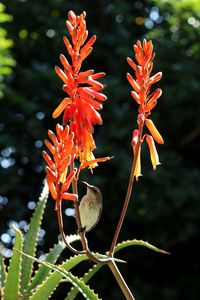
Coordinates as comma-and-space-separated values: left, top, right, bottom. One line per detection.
53, 10, 107, 167
127, 39, 164, 179
42, 124, 77, 205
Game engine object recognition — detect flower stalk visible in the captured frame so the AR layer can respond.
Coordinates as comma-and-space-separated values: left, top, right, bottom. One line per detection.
110, 39, 164, 255
43, 10, 164, 300
109, 118, 144, 256
108, 260, 135, 300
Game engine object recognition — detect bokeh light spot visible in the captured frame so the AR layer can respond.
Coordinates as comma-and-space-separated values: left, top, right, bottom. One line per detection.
19, 29, 28, 39
135, 17, 144, 25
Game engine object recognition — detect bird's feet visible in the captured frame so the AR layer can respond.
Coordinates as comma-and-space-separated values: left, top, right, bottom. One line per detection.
77, 226, 86, 234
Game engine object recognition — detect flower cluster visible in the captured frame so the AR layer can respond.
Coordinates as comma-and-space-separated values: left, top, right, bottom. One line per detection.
43, 11, 110, 205
43, 124, 77, 206
127, 39, 164, 179
53, 10, 107, 167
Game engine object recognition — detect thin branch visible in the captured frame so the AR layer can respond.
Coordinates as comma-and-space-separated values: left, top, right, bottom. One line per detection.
56, 201, 85, 255
109, 119, 144, 256
108, 260, 135, 300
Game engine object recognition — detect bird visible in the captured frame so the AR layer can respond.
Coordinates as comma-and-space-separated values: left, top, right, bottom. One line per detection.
79, 181, 103, 232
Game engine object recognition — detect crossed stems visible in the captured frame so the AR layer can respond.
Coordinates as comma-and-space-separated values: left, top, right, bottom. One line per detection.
55, 115, 145, 300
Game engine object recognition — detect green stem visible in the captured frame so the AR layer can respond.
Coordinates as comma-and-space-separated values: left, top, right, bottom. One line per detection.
108, 260, 135, 300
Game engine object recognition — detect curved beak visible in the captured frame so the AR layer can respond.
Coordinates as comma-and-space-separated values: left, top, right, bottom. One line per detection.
80, 181, 93, 189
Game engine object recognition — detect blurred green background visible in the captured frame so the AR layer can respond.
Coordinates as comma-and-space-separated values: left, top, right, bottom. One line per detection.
0, 0, 200, 299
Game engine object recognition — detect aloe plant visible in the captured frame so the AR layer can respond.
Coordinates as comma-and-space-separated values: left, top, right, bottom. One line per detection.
0, 182, 98, 300
0, 181, 167, 300
0, 10, 169, 300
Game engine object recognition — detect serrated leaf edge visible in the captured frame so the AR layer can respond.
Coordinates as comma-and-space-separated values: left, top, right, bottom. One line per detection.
17, 249, 100, 300
20, 180, 49, 293
114, 239, 169, 255
4, 226, 23, 299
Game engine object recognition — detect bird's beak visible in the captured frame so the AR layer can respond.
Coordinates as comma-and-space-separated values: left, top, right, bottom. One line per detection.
80, 181, 93, 189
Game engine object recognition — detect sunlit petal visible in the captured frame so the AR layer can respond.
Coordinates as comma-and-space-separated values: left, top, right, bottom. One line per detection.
146, 135, 161, 170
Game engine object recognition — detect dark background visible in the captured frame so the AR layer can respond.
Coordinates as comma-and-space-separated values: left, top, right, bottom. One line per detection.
0, 0, 200, 299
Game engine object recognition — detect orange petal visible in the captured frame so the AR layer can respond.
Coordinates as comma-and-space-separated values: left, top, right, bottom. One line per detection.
63, 36, 74, 57
127, 73, 140, 93
42, 151, 56, 171
142, 101, 157, 113
131, 91, 140, 104
45, 167, 57, 182
147, 88, 162, 104
148, 72, 162, 85
79, 47, 93, 62
91, 72, 105, 79
68, 10, 76, 25
80, 87, 107, 101
132, 129, 139, 146
86, 79, 104, 90
80, 35, 96, 56
77, 69, 94, 81
61, 169, 77, 193
46, 176, 57, 200
80, 156, 113, 170
127, 57, 137, 71
146, 135, 161, 170
44, 139, 55, 155
60, 54, 71, 69
62, 192, 77, 201
48, 130, 58, 146
52, 98, 70, 119
133, 146, 142, 181
145, 119, 164, 144
55, 123, 64, 141
55, 66, 69, 85
59, 156, 71, 182
65, 20, 74, 36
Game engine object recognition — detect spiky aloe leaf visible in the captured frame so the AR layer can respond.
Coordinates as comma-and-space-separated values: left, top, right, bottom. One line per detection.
20, 181, 49, 294
30, 266, 100, 300
66, 264, 102, 300
114, 239, 169, 255
66, 239, 168, 299
4, 226, 23, 300
17, 250, 100, 300
27, 240, 65, 293
27, 235, 79, 293
0, 252, 6, 289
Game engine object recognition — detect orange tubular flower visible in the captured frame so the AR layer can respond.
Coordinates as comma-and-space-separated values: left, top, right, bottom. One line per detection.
43, 124, 77, 205
53, 10, 107, 168
127, 39, 164, 174
132, 129, 142, 181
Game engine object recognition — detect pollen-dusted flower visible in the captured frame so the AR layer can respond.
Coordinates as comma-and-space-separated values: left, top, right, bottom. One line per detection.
127, 39, 164, 176
43, 124, 77, 204
53, 10, 107, 168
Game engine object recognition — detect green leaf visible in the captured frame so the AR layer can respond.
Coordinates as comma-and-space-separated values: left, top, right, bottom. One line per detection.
4, 226, 23, 300
30, 266, 100, 300
114, 239, 169, 255
66, 264, 102, 300
66, 239, 168, 299
0, 252, 6, 289
20, 181, 49, 294
27, 241, 66, 293
17, 250, 100, 300
28, 235, 80, 293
